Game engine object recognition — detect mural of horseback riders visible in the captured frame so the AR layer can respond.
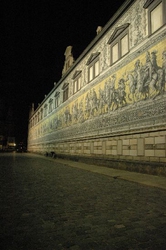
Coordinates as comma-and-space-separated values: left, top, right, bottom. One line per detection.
56, 49, 166, 127
127, 50, 166, 101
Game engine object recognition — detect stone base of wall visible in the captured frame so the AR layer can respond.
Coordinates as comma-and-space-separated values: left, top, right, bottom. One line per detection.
29, 99, 166, 165
53, 153, 166, 177
28, 93, 166, 176
29, 128, 166, 176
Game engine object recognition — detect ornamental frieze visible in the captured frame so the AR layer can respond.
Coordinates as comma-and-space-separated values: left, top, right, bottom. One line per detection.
31, 40, 166, 143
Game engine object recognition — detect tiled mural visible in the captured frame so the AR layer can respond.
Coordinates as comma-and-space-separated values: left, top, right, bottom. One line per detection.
28, 0, 166, 165
47, 41, 166, 132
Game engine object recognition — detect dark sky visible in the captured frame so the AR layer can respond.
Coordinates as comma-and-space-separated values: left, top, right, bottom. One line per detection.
1, 0, 125, 143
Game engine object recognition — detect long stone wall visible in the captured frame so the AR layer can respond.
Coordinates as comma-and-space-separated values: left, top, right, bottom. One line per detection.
29, 96, 166, 164
28, 0, 166, 173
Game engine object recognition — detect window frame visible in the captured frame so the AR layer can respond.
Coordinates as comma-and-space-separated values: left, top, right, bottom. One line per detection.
40, 108, 43, 120
62, 83, 69, 102
108, 23, 130, 65
145, 0, 166, 35
44, 104, 48, 117
86, 53, 100, 82
48, 98, 53, 113
37, 112, 40, 122
73, 76, 81, 93
55, 92, 60, 108
72, 71, 82, 94
110, 29, 129, 65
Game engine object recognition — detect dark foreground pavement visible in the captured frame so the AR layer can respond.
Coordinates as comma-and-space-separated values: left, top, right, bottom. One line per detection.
0, 153, 166, 250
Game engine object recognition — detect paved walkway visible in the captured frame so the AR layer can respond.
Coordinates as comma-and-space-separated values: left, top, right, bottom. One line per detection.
1, 153, 166, 249
52, 158, 166, 190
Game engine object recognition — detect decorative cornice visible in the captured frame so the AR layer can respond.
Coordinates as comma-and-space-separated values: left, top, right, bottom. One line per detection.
55, 91, 60, 97
107, 23, 130, 44
143, 0, 154, 9
86, 52, 100, 65
72, 70, 82, 79
62, 82, 69, 90
49, 98, 53, 103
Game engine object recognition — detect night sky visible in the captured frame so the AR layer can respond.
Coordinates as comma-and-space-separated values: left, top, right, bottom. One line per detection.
1, 0, 125, 143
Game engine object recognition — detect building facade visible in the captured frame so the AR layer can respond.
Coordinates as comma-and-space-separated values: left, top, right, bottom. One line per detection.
28, 0, 166, 168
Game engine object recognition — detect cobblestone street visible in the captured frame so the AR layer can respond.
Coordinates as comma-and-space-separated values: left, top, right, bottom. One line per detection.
0, 153, 166, 250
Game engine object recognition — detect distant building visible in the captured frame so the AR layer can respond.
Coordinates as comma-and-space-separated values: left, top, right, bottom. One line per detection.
7, 137, 16, 150
28, 0, 166, 167
0, 135, 4, 150
0, 98, 15, 151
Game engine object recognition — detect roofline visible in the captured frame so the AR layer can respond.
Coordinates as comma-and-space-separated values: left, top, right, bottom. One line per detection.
57, 0, 134, 83
33, 0, 135, 114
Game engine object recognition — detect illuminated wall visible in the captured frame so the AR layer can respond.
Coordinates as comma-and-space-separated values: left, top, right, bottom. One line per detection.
28, 0, 166, 165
